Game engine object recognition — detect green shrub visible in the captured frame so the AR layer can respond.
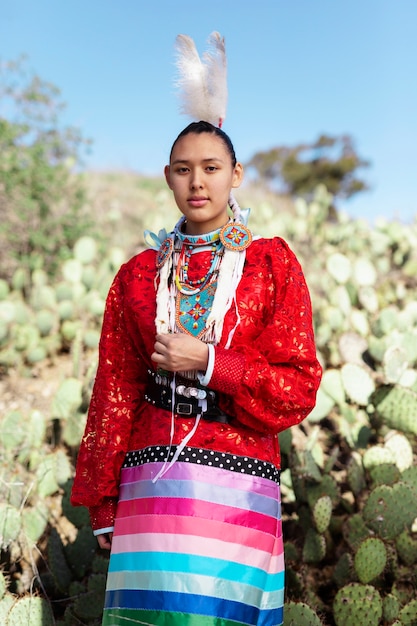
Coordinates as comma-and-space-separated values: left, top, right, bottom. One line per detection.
0, 57, 93, 279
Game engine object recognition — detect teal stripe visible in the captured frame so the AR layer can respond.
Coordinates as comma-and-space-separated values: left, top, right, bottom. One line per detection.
108, 551, 284, 590
106, 570, 284, 607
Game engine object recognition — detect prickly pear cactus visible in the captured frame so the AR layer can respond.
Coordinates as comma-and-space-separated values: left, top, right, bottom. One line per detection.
333, 553, 354, 588
47, 528, 73, 593
354, 537, 387, 584
384, 432, 414, 471
372, 385, 417, 434
369, 462, 401, 487
383, 593, 400, 622
312, 496, 332, 534
302, 528, 326, 563
333, 583, 383, 626
65, 525, 98, 578
399, 599, 417, 625
341, 363, 375, 405
0, 504, 21, 549
396, 530, 417, 566
81, 575, 106, 619
0, 593, 14, 624
51, 377, 83, 420
6, 595, 54, 626
362, 483, 417, 540
283, 601, 322, 625
346, 453, 366, 495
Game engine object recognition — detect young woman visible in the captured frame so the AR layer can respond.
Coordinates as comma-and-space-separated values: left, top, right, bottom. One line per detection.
71, 121, 322, 626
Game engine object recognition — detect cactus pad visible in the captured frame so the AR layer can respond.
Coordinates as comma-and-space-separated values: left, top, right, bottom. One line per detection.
6, 595, 54, 626
343, 514, 371, 550
333, 583, 382, 626
382, 594, 400, 622
399, 600, 417, 625
333, 553, 354, 588
0, 504, 21, 549
341, 363, 375, 405
396, 531, 417, 566
372, 385, 417, 434
363, 483, 417, 540
312, 496, 332, 534
384, 432, 413, 471
283, 601, 322, 625
354, 537, 387, 583
302, 528, 326, 563
51, 377, 83, 420
347, 454, 366, 495
369, 463, 401, 488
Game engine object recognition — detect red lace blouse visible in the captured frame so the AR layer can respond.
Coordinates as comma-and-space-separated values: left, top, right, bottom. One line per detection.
71, 237, 322, 530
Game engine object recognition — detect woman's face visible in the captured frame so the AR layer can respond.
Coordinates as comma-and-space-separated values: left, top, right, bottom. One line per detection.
164, 132, 243, 235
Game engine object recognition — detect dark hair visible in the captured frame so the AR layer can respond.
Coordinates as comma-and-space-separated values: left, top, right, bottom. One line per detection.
169, 121, 237, 167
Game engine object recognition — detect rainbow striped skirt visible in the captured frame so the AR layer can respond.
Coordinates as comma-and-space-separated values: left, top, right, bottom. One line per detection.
102, 445, 284, 626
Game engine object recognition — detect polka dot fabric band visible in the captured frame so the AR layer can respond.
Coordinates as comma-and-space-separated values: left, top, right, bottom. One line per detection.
123, 445, 280, 484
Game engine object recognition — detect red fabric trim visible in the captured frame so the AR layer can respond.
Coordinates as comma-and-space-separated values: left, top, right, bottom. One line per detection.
89, 497, 118, 532
209, 346, 245, 395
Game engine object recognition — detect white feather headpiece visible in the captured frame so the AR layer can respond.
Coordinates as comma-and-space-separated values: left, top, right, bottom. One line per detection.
174, 31, 228, 128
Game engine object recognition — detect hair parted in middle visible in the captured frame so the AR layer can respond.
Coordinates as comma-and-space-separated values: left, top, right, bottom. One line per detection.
169, 120, 237, 167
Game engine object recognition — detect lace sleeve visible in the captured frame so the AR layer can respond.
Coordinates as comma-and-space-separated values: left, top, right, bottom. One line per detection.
71, 264, 146, 508
210, 237, 322, 434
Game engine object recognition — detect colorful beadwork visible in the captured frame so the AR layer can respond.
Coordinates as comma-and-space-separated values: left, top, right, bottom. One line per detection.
220, 222, 252, 251
156, 236, 174, 269
175, 241, 222, 295
176, 281, 217, 337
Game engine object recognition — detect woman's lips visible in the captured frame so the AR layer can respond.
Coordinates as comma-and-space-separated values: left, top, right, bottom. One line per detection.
188, 197, 208, 208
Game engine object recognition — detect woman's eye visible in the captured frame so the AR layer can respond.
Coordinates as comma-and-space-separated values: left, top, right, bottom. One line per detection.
206, 166, 218, 172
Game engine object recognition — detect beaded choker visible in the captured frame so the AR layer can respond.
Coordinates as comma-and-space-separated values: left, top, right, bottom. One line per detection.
174, 226, 224, 295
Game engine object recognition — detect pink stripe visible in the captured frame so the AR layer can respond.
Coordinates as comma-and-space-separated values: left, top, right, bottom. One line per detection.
121, 461, 278, 498
114, 513, 282, 553
270, 552, 285, 572
112, 531, 282, 571
116, 497, 277, 533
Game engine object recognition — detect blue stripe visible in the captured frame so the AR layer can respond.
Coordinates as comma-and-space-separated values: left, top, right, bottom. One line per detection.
108, 551, 284, 590
119, 478, 280, 517
105, 589, 283, 626
106, 570, 284, 608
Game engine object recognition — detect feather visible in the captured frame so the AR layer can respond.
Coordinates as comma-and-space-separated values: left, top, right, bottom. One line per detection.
174, 32, 228, 127
203, 32, 227, 127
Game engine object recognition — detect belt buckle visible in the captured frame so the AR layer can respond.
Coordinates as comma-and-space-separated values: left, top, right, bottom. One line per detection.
176, 402, 193, 416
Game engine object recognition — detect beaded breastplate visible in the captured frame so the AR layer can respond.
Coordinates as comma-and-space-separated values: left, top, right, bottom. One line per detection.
173, 229, 222, 338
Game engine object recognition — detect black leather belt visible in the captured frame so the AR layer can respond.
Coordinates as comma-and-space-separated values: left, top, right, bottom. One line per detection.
144, 370, 231, 424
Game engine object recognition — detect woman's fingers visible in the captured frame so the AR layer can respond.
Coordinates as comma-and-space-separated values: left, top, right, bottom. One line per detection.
97, 533, 113, 550
152, 333, 208, 372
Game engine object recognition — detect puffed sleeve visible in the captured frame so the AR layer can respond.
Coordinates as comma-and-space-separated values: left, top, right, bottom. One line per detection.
71, 263, 146, 525
209, 237, 322, 434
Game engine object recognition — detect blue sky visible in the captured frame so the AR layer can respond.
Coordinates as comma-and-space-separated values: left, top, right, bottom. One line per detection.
1, 0, 416, 222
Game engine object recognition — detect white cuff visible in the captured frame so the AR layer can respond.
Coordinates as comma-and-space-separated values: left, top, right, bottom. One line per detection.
93, 526, 115, 536
197, 344, 215, 386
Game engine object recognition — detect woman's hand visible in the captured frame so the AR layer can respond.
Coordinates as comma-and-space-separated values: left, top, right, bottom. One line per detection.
152, 333, 209, 373
97, 532, 113, 550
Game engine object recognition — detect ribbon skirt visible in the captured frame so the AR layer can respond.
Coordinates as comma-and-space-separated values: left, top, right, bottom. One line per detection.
102, 446, 284, 626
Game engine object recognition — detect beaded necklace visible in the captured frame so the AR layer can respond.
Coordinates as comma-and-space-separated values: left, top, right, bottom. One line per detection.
153, 210, 252, 347
174, 229, 224, 296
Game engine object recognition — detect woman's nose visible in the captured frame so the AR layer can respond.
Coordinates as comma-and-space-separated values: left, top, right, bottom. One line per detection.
190, 171, 203, 189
